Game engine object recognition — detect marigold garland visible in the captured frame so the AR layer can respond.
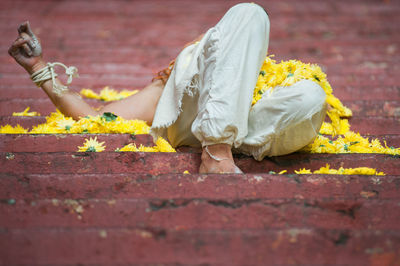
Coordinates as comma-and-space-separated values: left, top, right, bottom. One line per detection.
27, 110, 150, 135
254, 55, 352, 136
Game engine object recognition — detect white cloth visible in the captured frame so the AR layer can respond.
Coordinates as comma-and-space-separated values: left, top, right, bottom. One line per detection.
150, 3, 326, 161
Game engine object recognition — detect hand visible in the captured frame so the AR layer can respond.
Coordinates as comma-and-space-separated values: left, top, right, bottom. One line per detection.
8, 21, 45, 74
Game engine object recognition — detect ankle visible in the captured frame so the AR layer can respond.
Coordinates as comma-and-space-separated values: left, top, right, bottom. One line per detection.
203, 144, 232, 159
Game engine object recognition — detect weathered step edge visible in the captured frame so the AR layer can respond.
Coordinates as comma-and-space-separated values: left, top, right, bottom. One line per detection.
1, 152, 398, 175
1, 133, 399, 152
1, 198, 399, 230
1, 173, 399, 200
0, 228, 399, 265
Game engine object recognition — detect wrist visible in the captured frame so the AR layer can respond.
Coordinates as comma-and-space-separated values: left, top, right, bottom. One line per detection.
27, 60, 46, 75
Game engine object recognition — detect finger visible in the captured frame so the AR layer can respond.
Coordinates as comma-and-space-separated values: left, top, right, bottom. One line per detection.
25, 21, 35, 37
13, 38, 29, 47
19, 24, 42, 56
18, 21, 28, 34
21, 42, 33, 57
19, 33, 33, 56
20, 32, 34, 48
8, 38, 28, 56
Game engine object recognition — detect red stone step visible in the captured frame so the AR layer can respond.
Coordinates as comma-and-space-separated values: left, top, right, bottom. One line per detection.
347, 116, 399, 135
2, 54, 398, 73
1, 198, 398, 230
1, 173, 398, 200
1, 134, 399, 153
332, 86, 400, 101
2, 115, 399, 135
0, 63, 397, 78
0, 134, 153, 152
0, 77, 397, 96
0, 152, 398, 175
3, 18, 399, 37
0, 60, 397, 77
0, 228, 398, 265
344, 100, 400, 117
1, 85, 398, 102
1, 98, 399, 117
0, 117, 46, 128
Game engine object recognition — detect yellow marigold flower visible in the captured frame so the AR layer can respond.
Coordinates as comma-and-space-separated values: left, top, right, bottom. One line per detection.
119, 89, 139, 98
117, 137, 175, 153
313, 164, 385, 176
383, 140, 400, 155
116, 143, 138, 152
0, 124, 28, 134
117, 143, 158, 152
341, 167, 385, 176
304, 130, 400, 155
155, 137, 176, 152
319, 122, 334, 135
254, 56, 351, 135
12, 107, 40, 117
30, 124, 56, 134
303, 134, 336, 153
136, 145, 158, 152
56, 117, 76, 133
338, 119, 350, 135
183, 170, 190, 174
77, 137, 106, 152
80, 88, 100, 100
278, 170, 287, 174
295, 168, 312, 174
80, 87, 138, 102
313, 164, 340, 174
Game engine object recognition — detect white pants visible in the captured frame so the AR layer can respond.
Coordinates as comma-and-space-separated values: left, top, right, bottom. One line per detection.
151, 3, 327, 161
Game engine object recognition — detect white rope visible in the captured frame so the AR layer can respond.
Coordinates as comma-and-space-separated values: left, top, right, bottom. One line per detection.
30, 62, 78, 96
204, 146, 229, 162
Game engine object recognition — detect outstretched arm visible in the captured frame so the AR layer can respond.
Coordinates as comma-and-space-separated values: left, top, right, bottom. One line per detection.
8, 22, 163, 124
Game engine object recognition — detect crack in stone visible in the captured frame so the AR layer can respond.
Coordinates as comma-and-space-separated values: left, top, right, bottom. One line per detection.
148, 199, 193, 211
207, 199, 261, 209
304, 200, 362, 220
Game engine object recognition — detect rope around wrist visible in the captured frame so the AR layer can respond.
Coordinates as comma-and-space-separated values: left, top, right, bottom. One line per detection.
30, 62, 78, 96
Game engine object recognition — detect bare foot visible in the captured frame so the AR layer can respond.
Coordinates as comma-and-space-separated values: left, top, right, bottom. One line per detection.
199, 144, 243, 174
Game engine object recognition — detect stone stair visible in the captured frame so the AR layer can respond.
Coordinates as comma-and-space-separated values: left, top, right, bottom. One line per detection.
0, 0, 399, 265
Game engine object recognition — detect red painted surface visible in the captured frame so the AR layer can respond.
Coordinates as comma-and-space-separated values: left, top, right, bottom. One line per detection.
1, 198, 399, 230
0, 152, 399, 175
2, 98, 400, 117
1, 172, 399, 200
2, 115, 399, 134
0, 229, 399, 265
1, 134, 399, 152
0, 134, 154, 152
0, 0, 399, 264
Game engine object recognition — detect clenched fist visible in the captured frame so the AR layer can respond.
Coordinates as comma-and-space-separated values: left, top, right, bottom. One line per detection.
8, 21, 45, 74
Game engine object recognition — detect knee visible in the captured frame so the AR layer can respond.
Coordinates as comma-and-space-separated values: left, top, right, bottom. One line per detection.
229, 3, 268, 16
296, 80, 327, 112
224, 3, 270, 32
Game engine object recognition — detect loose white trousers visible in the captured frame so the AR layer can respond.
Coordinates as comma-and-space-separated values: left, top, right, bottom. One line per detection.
150, 3, 327, 161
